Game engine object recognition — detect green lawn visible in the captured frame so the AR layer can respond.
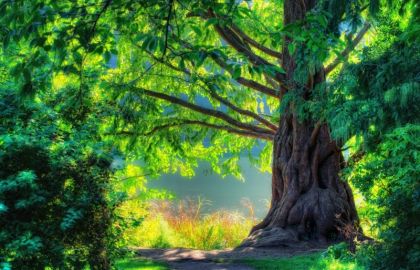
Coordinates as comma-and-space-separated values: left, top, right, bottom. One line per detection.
115, 249, 364, 270
115, 258, 168, 270
242, 252, 364, 270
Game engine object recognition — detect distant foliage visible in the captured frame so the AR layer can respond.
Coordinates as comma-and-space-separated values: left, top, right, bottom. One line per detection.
0, 91, 119, 269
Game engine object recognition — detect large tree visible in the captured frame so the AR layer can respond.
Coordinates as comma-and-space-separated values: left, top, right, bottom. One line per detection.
0, 0, 415, 248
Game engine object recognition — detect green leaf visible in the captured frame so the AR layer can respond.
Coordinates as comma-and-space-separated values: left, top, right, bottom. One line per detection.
232, 65, 241, 79
288, 43, 296, 55
73, 51, 83, 65
205, 18, 218, 27
191, 25, 202, 36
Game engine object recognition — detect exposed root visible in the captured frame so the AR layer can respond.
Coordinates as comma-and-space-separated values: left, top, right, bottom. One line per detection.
241, 187, 360, 248
240, 227, 299, 248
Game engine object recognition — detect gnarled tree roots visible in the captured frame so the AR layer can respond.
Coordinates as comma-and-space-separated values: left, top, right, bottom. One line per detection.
240, 187, 360, 248
240, 118, 362, 248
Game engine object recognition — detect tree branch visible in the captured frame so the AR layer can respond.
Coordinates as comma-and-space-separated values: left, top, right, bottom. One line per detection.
162, 0, 174, 57
168, 36, 281, 97
214, 24, 285, 83
143, 50, 279, 125
236, 77, 279, 98
131, 86, 276, 136
205, 10, 286, 85
209, 52, 280, 98
112, 120, 274, 141
204, 85, 278, 131
89, 0, 112, 41
325, 22, 371, 75
230, 24, 282, 59
159, 30, 283, 98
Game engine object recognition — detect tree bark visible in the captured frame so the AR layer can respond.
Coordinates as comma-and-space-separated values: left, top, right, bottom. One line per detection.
241, 117, 360, 247
240, 0, 361, 248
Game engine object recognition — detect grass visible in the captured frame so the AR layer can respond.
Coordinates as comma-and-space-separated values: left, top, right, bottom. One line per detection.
115, 258, 168, 270
242, 251, 365, 270
118, 197, 369, 269
114, 251, 364, 270
124, 198, 257, 250
120, 193, 374, 251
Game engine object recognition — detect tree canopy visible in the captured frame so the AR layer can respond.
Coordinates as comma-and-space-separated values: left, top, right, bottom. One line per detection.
3, 0, 415, 176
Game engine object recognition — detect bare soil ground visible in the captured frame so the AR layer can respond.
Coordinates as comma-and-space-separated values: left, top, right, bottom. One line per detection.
134, 245, 327, 270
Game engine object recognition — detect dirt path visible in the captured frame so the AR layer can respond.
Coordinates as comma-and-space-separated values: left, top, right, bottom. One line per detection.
134, 246, 327, 270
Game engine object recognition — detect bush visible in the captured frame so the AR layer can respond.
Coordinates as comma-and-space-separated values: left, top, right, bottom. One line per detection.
349, 125, 420, 269
0, 91, 120, 269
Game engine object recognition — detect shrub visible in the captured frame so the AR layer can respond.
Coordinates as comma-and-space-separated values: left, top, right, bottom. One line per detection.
0, 91, 120, 269
349, 125, 420, 269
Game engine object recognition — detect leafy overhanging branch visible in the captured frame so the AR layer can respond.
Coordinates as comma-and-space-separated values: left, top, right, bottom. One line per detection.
191, 9, 287, 85
142, 48, 279, 130
230, 23, 283, 59
169, 36, 281, 98
212, 23, 286, 84
130, 86, 276, 136
209, 52, 281, 98
204, 84, 278, 131
111, 119, 274, 141
325, 22, 371, 74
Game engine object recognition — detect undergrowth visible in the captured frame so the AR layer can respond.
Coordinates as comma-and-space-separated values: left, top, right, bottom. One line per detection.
125, 198, 256, 250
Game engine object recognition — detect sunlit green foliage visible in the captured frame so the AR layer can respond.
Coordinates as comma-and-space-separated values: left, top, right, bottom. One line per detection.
0, 45, 126, 268
349, 125, 420, 270
326, 14, 419, 145
0, 0, 398, 177
326, 8, 420, 269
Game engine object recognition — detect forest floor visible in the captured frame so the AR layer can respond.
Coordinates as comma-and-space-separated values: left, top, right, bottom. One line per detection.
134, 246, 328, 270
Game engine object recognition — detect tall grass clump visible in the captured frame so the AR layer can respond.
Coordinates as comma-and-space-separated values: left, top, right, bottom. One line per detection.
125, 197, 257, 250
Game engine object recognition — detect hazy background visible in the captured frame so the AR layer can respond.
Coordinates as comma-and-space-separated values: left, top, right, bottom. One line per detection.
147, 158, 271, 218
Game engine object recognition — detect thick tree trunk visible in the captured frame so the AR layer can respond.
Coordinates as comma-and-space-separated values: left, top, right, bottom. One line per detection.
240, 0, 361, 248
240, 117, 360, 247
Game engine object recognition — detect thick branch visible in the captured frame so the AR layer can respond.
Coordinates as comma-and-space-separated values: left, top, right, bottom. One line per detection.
144, 50, 278, 126
214, 24, 285, 84
236, 77, 279, 98
206, 11, 286, 85
230, 24, 282, 59
138, 41, 279, 126
325, 22, 371, 75
210, 53, 280, 98
113, 120, 274, 141
134, 87, 276, 135
167, 35, 281, 97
